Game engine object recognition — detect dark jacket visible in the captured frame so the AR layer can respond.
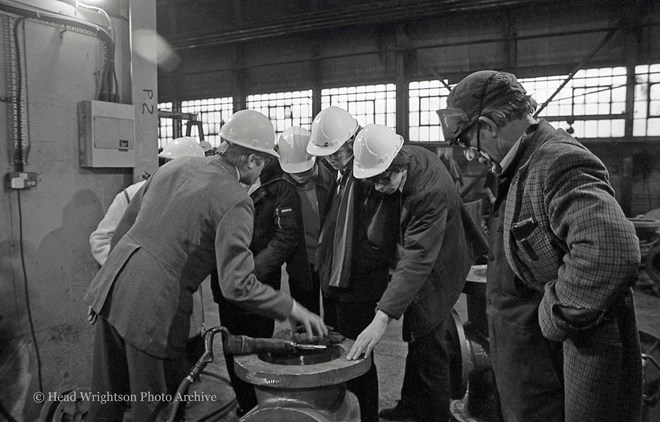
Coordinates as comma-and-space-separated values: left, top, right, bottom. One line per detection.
377, 146, 486, 342
282, 162, 336, 311
249, 166, 302, 290
212, 161, 305, 304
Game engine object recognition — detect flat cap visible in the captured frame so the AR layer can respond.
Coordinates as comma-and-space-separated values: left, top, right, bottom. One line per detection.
447, 70, 527, 120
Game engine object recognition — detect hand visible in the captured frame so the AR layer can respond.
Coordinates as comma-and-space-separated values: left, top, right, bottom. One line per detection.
346, 310, 391, 360
286, 316, 299, 334
87, 306, 98, 325
288, 300, 328, 340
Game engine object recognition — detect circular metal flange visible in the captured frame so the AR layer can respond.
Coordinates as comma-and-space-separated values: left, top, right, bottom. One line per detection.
234, 339, 371, 389
39, 388, 90, 422
629, 217, 660, 229
448, 309, 473, 398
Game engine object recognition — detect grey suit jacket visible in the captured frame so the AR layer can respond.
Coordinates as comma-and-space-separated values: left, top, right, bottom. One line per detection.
84, 156, 292, 359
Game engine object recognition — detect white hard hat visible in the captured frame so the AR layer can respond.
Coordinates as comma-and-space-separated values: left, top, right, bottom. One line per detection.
307, 106, 359, 156
219, 110, 279, 158
353, 124, 404, 179
278, 127, 316, 173
158, 137, 205, 160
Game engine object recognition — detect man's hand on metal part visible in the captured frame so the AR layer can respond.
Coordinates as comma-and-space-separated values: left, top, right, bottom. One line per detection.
288, 300, 328, 340
346, 310, 391, 360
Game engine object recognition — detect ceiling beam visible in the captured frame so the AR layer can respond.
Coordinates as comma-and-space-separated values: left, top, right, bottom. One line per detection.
166, 0, 556, 49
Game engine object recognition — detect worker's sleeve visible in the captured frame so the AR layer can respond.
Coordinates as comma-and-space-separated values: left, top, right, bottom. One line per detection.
377, 190, 448, 319
253, 182, 302, 281
110, 179, 150, 250
215, 197, 293, 320
89, 190, 129, 265
538, 147, 640, 342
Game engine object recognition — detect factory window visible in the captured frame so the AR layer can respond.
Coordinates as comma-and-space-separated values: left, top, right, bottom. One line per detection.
519, 67, 627, 139
181, 97, 234, 147
634, 64, 660, 137
158, 102, 174, 149
409, 80, 451, 142
246, 90, 314, 137
321, 84, 396, 129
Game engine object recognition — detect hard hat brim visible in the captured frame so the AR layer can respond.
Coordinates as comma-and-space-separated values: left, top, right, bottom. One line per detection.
228, 140, 280, 158
352, 131, 404, 179
306, 141, 342, 157
280, 157, 316, 174
353, 165, 385, 179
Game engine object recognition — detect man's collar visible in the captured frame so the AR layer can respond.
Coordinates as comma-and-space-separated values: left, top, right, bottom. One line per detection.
497, 122, 539, 177
499, 139, 521, 174
397, 171, 408, 193
247, 178, 261, 195
216, 156, 242, 181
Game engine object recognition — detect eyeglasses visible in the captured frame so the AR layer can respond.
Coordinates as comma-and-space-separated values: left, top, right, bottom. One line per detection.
454, 123, 476, 150
326, 141, 352, 160
366, 169, 394, 186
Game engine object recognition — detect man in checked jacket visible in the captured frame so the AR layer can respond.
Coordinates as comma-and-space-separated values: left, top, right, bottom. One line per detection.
438, 70, 642, 422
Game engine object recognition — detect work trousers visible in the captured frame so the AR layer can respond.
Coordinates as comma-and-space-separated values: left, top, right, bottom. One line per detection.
217, 302, 275, 415
88, 316, 184, 422
399, 315, 452, 422
323, 296, 380, 422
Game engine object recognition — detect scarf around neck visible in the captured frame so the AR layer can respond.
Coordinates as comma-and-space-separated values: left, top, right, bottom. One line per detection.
317, 167, 356, 290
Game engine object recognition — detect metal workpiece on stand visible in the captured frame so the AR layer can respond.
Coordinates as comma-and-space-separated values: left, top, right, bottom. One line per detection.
234, 338, 370, 422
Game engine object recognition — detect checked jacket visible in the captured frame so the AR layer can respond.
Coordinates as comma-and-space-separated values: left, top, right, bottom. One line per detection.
502, 119, 642, 422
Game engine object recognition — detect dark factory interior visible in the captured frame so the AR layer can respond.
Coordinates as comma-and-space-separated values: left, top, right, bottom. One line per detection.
1, 0, 660, 421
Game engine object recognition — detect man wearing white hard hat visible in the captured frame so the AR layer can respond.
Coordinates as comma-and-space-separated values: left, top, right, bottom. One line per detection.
277, 126, 336, 314
347, 124, 487, 422
84, 110, 327, 421
307, 107, 400, 422
88, 136, 235, 419
213, 138, 308, 417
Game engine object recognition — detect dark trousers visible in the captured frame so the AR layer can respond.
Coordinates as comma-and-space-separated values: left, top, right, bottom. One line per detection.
289, 268, 321, 314
323, 296, 379, 422
400, 316, 451, 422
488, 310, 564, 422
217, 302, 274, 415
88, 316, 184, 422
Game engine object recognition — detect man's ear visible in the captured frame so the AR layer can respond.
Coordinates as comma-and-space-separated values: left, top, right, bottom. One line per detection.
247, 153, 256, 169
478, 116, 499, 138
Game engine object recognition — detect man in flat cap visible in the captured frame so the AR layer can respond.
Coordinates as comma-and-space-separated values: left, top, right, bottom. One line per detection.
438, 70, 642, 422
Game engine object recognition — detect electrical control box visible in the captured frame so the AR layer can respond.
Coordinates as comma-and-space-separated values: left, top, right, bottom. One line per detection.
5, 171, 38, 189
78, 100, 135, 168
